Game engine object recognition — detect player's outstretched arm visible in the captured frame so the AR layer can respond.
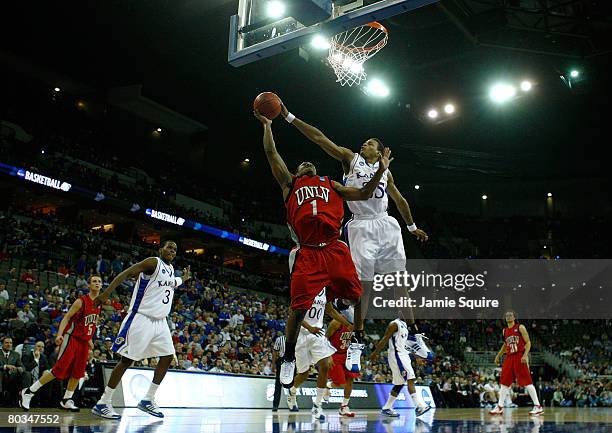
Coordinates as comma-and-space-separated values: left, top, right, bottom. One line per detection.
94, 257, 158, 306
369, 322, 398, 362
332, 147, 393, 201
387, 171, 428, 242
55, 298, 83, 345
281, 103, 354, 168
254, 110, 293, 199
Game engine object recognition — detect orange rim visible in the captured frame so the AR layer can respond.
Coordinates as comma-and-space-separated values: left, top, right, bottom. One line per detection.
331, 22, 388, 54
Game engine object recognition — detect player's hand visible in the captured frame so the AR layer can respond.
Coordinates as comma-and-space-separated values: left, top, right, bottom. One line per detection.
521, 354, 528, 364
182, 265, 191, 282
412, 229, 429, 242
89, 340, 94, 350
378, 147, 393, 170
253, 109, 272, 126
494, 356, 500, 366
280, 102, 289, 118
309, 327, 322, 335
55, 335, 64, 346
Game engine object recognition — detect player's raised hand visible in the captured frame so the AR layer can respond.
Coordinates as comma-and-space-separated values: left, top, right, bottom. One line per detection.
280, 102, 289, 118
253, 109, 272, 126
378, 147, 393, 170
182, 265, 191, 282
412, 228, 429, 242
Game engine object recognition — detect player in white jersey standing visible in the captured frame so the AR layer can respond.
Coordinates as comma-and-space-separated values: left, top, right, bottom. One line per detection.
279, 102, 431, 372
91, 240, 190, 419
287, 287, 352, 421
370, 318, 431, 417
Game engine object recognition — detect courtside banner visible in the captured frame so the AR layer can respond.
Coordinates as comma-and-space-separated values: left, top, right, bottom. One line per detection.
105, 367, 431, 409
366, 259, 612, 319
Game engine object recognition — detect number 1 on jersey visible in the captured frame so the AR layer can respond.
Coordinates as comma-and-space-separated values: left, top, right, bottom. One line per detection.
310, 200, 318, 215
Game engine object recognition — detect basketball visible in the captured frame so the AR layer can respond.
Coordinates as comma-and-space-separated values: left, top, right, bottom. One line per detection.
253, 92, 281, 120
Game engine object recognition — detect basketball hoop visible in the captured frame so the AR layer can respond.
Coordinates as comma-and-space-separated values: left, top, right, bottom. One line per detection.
327, 22, 388, 87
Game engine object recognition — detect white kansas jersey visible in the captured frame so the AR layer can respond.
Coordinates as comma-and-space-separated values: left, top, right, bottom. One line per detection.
388, 318, 410, 356
301, 287, 327, 334
128, 257, 176, 319
344, 153, 389, 216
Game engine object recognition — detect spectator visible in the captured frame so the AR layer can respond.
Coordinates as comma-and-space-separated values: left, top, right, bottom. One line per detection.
17, 305, 36, 324
0, 337, 26, 406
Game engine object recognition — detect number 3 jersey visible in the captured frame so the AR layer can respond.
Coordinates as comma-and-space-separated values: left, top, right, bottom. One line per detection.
344, 153, 389, 217
286, 175, 345, 246
128, 257, 176, 319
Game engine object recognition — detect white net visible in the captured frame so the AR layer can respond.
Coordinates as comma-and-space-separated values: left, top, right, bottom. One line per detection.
327, 22, 388, 87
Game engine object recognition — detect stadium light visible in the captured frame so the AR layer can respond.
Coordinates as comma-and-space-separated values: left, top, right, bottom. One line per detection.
570, 69, 580, 78
444, 103, 455, 114
54, 87, 60, 92
427, 109, 439, 119
520, 80, 533, 92
489, 83, 516, 104
366, 79, 390, 98
266, 1, 286, 18
244, 158, 250, 163
414, 185, 420, 190
311, 35, 330, 50
482, 195, 488, 200
547, 192, 552, 197
156, 127, 162, 133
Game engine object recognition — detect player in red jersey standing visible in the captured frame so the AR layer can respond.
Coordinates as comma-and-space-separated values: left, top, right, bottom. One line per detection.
490, 310, 544, 416
254, 109, 392, 387
326, 306, 359, 417
20, 275, 102, 411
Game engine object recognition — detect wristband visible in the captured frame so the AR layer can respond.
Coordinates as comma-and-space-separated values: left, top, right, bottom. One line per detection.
285, 112, 296, 123
407, 223, 417, 232
175, 277, 183, 287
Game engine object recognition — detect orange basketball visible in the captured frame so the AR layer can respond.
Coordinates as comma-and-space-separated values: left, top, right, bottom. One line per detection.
253, 92, 281, 120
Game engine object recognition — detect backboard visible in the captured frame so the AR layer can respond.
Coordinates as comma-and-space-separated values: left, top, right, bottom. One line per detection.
228, 0, 440, 67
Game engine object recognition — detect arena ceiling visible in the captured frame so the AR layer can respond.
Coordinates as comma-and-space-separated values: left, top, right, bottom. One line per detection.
1, 0, 611, 190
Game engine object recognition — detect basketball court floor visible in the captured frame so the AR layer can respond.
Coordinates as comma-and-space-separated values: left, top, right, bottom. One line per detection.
1, 408, 611, 433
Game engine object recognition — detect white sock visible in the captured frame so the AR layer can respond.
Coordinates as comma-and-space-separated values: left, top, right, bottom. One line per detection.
525, 384, 540, 406
315, 388, 325, 406
497, 385, 510, 408
29, 380, 43, 393
99, 386, 116, 404
411, 392, 426, 409
63, 390, 74, 400
145, 382, 159, 401
383, 394, 397, 410
342, 397, 350, 406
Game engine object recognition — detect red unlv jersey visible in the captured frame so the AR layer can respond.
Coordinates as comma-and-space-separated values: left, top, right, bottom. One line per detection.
286, 175, 345, 246
503, 323, 526, 356
329, 324, 353, 356
66, 295, 101, 341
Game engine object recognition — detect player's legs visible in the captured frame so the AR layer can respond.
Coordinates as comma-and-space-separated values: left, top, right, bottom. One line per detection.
20, 370, 56, 410
338, 376, 356, 417
284, 248, 328, 387
382, 384, 404, 417
92, 355, 133, 419
490, 358, 515, 414
515, 357, 543, 414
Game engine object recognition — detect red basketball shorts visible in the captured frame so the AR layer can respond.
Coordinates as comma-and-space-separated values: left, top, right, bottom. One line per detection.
500, 354, 533, 387
51, 335, 89, 380
328, 353, 360, 386
289, 240, 363, 311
